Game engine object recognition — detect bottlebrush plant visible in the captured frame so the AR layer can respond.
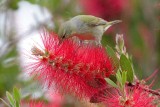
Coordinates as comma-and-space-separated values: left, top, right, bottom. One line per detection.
1, 31, 159, 107
26, 31, 116, 101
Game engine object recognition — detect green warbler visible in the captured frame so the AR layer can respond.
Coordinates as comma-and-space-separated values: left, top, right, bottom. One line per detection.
58, 15, 121, 45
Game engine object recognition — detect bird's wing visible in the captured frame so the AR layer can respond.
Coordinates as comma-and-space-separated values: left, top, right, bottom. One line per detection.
80, 15, 107, 27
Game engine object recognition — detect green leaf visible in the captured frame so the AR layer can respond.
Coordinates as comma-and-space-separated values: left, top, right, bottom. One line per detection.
15, 101, 20, 107
0, 47, 20, 97
116, 70, 122, 83
27, 0, 37, 4
6, 91, 15, 107
122, 71, 127, 86
120, 54, 134, 83
105, 78, 118, 88
105, 45, 119, 71
8, 0, 20, 10
13, 87, 21, 103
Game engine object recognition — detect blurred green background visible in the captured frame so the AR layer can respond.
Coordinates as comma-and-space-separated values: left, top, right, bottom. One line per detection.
0, 0, 160, 106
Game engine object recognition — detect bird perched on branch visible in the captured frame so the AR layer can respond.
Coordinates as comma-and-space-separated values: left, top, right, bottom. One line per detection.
58, 15, 121, 45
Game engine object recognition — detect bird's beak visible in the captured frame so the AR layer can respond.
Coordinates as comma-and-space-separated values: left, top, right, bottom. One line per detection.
107, 20, 122, 26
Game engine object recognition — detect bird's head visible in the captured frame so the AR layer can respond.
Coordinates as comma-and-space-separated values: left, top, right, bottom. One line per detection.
58, 21, 72, 44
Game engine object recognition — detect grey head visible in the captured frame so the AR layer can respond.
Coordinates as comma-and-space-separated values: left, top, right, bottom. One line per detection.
58, 21, 73, 44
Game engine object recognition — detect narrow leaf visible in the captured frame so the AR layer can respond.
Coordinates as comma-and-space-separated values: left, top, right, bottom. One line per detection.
6, 91, 15, 107
122, 71, 127, 86
116, 70, 122, 84
105, 45, 119, 71
120, 54, 134, 82
105, 78, 118, 88
13, 87, 21, 103
16, 101, 20, 107
0, 98, 10, 107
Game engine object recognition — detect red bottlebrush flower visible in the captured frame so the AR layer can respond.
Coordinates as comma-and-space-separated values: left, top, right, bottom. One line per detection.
79, 0, 127, 20
29, 101, 61, 107
94, 85, 157, 107
25, 31, 115, 101
21, 90, 63, 107
29, 101, 43, 107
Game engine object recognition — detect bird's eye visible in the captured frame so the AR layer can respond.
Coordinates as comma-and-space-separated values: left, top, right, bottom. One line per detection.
62, 35, 65, 38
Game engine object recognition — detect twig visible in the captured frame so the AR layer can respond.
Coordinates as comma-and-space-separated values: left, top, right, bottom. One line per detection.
127, 83, 160, 97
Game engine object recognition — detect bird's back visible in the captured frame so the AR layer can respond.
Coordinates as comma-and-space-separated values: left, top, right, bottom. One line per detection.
70, 15, 106, 33
71, 15, 107, 27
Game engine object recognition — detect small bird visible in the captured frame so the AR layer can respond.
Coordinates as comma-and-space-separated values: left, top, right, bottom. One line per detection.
58, 15, 121, 45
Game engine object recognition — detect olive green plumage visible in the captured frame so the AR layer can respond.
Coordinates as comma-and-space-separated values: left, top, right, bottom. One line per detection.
58, 15, 121, 45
